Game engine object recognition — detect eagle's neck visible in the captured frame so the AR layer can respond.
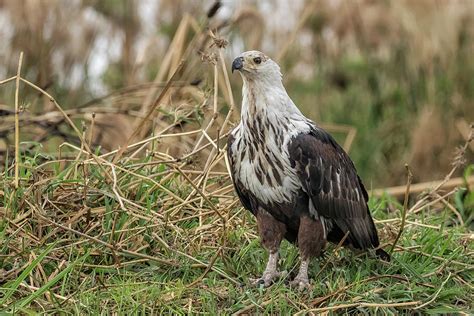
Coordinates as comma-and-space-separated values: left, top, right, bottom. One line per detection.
240, 77, 304, 127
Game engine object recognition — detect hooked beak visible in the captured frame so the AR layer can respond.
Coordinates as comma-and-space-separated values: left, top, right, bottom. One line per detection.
232, 57, 244, 73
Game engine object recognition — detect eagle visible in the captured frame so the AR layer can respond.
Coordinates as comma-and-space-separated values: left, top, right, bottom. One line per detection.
227, 50, 389, 290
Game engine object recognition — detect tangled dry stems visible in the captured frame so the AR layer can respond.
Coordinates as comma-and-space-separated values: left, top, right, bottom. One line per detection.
1, 49, 473, 312
1, 11, 473, 313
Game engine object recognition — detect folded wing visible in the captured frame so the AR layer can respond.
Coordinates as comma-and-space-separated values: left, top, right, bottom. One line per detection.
288, 127, 380, 250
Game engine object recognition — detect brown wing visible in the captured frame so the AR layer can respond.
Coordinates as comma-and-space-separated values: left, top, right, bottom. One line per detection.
288, 127, 380, 250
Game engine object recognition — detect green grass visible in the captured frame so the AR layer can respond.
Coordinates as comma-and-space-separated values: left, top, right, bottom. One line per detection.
0, 149, 472, 315
1, 2, 473, 313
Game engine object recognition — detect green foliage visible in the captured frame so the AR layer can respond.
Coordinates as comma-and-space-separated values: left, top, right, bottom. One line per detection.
1, 2, 473, 314
0, 152, 472, 314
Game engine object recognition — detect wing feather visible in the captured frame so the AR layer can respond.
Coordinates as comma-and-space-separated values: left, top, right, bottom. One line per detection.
289, 127, 380, 249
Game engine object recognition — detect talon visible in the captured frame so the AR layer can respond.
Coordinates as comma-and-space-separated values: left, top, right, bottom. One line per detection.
249, 270, 286, 287
289, 277, 312, 291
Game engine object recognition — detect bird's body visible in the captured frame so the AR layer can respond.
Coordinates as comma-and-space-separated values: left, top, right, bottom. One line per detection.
228, 51, 389, 289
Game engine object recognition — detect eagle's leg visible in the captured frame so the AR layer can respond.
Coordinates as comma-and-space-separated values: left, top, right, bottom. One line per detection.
291, 216, 326, 290
250, 209, 287, 287
250, 251, 283, 287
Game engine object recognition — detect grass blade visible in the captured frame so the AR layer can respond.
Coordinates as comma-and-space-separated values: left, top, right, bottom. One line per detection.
14, 250, 90, 309
0, 242, 56, 306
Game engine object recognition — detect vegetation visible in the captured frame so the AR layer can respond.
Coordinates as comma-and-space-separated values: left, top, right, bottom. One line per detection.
1, 0, 473, 186
0, 0, 473, 314
0, 133, 472, 313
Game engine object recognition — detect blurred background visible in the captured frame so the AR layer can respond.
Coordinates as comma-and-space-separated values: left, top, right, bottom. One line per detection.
0, 0, 473, 187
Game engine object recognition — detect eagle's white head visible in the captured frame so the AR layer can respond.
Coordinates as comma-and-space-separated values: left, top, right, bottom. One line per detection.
232, 50, 282, 84
231, 50, 304, 119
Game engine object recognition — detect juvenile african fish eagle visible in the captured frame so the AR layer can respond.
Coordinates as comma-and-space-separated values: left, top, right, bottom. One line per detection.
227, 51, 389, 289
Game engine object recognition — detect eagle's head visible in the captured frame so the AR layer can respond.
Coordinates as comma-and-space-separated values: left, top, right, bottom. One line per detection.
232, 50, 281, 82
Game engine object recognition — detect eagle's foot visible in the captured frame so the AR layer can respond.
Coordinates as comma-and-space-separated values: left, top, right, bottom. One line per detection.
289, 258, 311, 291
289, 276, 312, 291
250, 270, 286, 287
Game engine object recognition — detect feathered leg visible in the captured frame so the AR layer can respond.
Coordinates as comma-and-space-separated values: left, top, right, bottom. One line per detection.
250, 209, 287, 287
290, 216, 326, 290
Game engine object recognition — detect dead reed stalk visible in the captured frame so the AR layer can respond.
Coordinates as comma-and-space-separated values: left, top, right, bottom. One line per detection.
390, 164, 412, 254
14, 52, 23, 189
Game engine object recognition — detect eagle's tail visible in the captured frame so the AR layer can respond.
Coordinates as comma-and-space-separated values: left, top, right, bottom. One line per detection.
367, 210, 391, 262
376, 248, 391, 262
341, 209, 391, 262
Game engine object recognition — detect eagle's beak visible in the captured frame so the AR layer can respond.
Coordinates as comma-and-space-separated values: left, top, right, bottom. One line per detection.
232, 57, 244, 73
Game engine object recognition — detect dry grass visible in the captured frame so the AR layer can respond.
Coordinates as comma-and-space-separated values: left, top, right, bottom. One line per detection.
1, 0, 474, 185
1, 39, 473, 316
0, 2, 473, 314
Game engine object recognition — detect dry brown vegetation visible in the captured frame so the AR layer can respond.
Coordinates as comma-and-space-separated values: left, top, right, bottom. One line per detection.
1, 44, 472, 311
1, 0, 473, 185
0, 1, 473, 314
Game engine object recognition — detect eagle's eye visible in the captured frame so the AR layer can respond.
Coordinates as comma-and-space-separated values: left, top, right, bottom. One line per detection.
253, 57, 262, 64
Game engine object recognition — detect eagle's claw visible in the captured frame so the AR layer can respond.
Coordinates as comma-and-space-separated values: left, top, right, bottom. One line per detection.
289, 276, 312, 291
250, 270, 287, 287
